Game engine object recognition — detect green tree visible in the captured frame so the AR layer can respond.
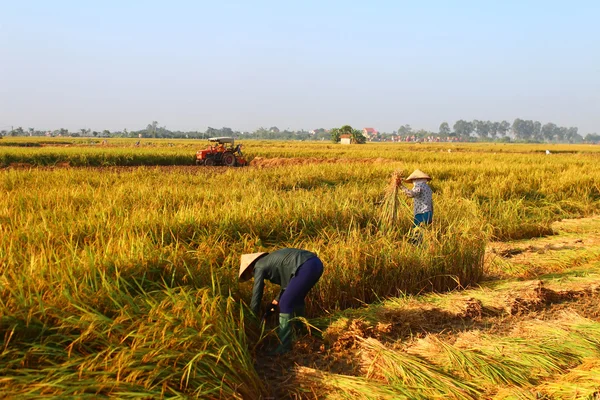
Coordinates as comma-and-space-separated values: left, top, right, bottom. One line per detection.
512, 119, 537, 141
438, 122, 450, 136
473, 120, 491, 138
523, 120, 535, 140
585, 133, 600, 143
498, 121, 511, 137
533, 121, 542, 140
511, 119, 527, 140
340, 125, 353, 137
453, 120, 473, 138
398, 124, 412, 136
206, 127, 219, 138
541, 123, 557, 142
11, 127, 24, 136
147, 121, 158, 138
565, 127, 582, 143
351, 129, 366, 144
489, 122, 500, 138
330, 127, 340, 143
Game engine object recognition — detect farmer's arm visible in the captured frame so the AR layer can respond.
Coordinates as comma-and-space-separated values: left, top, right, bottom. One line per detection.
250, 270, 266, 316
401, 185, 421, 198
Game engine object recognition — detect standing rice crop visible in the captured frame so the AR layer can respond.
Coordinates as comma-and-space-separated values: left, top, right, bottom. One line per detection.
0, 278, 267, 398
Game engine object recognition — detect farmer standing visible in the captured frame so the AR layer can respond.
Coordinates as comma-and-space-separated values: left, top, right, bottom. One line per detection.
400, 169, 433, 227
239, 248, 324, 355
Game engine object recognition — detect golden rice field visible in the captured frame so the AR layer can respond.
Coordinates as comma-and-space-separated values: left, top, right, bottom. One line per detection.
1, 137, 599, 398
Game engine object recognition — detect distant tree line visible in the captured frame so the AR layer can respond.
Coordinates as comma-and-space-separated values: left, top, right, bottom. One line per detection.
0, 123, 324, 141
386, 119, 595, 144
442, 119, 585, 143
1, 119, 598, 144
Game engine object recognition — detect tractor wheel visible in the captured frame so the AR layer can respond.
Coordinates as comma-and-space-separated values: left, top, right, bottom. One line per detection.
205, 158, 215, 166
195, 159, 204, 166
222, 152, 236, 167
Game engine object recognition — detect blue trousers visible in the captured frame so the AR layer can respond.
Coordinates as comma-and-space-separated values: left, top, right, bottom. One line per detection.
279, 257, 324, 314
413, 211, 433, 227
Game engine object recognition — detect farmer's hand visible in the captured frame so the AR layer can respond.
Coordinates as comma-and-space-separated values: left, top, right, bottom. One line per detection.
262, 304, 278, 321
271, 300, 278, 305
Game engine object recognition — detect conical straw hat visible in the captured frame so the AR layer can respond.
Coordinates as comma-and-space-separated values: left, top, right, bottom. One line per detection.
239, 252, 268, 281
404, 169, 431, 182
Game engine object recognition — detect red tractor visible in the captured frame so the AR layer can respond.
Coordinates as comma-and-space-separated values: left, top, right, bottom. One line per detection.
195, 137, 247, 167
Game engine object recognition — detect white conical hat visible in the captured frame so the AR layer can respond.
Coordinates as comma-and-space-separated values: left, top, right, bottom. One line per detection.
238, 252, 268, 281
404, 169, 431, 182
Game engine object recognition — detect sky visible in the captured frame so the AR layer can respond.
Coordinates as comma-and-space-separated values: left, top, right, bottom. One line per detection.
1, 0, 599, 134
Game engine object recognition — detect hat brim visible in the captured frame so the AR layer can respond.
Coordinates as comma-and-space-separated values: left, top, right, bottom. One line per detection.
405, 176, 432, 182
238, 252, 268, 281
405, 169, 431, 182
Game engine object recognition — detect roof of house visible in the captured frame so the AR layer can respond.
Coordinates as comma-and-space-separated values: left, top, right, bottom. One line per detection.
363, 128, 377, 133
340, 134, 352, 138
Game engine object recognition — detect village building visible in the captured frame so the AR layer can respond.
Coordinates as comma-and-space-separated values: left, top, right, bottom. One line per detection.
362, 128, 378, 140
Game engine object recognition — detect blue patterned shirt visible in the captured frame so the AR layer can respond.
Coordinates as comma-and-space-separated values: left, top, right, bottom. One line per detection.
401, 180, 433, 215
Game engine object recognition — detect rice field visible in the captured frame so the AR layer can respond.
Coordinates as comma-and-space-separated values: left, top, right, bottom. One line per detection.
1, 138, 599, 398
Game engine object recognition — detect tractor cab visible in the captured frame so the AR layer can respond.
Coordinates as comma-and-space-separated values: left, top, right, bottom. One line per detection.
208, 137, 234, 152
195, 137, 247, 167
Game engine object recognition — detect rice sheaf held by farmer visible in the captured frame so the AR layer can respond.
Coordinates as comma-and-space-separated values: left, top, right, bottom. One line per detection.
239, 248, 324, 355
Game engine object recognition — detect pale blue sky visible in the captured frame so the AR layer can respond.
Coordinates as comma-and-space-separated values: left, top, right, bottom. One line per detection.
1, 1, 599, 133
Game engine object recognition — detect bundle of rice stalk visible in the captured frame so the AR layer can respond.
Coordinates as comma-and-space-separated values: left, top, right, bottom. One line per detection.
513, 313, 600, 358
358, 337, 480, 400
293, 365, 412, 399
537, 359, 600, 399
379, 169, 404, 231
432, 336, 540, 387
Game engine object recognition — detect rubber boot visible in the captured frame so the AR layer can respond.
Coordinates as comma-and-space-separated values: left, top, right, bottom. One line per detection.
269, 313, 292, 355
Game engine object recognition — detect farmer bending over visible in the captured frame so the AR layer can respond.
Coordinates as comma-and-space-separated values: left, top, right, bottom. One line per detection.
400, 169, 433, 227
239, 248, 324, 355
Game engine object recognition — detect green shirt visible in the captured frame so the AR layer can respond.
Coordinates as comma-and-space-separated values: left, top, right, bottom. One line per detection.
250, 248, 317, 315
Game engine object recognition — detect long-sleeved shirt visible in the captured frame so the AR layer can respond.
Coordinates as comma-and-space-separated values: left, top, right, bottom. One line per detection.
250, 248, 317, 315
401, 180, 433, 215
